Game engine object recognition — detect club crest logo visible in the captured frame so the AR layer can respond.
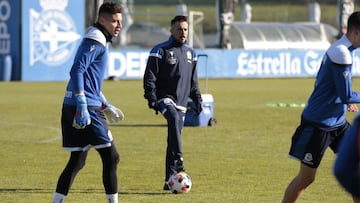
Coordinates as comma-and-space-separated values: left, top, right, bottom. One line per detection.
303, 153, 314, 165
167, 51, 177, 65
29, 0, 81, 66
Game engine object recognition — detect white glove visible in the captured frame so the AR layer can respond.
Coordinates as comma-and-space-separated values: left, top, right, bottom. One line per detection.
103, 105, 124, 125
100, 91, 124, 125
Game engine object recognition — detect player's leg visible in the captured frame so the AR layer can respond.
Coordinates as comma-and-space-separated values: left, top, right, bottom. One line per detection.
282, 122, 330, 202
165, 107, 185, 166
165, 143, 172, 189
329, 121, 350, 153
53, 151, 88, 203
164, 107, 178, 189
175, 110, 185, 169
353, 196, 360, 203
90, 107, 120, 202
97, 144, 120, 203
163, 106, 185, 189
164, 140, 185, 190
282, 163, 317, 203
53, 105, 90, 202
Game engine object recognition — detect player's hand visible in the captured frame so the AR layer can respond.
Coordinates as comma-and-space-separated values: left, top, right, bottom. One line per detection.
148, 100, 158, 114
73, 94, 91, 129
103, 104, 125, 124
195, 99, 202, 115
100, 91, 125, 124
347, 104, 359, 112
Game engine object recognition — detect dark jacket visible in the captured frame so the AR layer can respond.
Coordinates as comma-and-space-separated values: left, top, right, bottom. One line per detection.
143, 36, 202, 107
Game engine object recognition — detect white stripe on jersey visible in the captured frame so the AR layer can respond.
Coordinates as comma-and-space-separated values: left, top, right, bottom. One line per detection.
327, 35, 352, 65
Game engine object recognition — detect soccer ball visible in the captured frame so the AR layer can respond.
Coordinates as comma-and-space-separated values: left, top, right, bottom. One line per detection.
168, 172, 192, 194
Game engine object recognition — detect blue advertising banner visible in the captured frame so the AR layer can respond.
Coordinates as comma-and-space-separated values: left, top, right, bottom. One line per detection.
19, 38, 360, 80
195, 49, 324, 78
106, 49, 360, 79
21, 0, 84, 81
106, 49, 325, 79
1, 0, 20, 80
15, 1, 360, 81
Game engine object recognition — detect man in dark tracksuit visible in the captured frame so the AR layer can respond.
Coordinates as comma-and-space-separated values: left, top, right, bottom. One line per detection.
143, 15, 203, 190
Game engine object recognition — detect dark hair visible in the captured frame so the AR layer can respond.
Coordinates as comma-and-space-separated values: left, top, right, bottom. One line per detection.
98, 2, 122, 16
347, 11, 360, 32
171, 15, 187, 26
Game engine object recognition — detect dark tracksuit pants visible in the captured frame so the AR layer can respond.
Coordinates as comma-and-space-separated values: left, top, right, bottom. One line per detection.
163, 104, 185, 181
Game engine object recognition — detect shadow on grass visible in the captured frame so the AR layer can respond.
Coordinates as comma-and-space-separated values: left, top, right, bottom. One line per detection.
119, 191, 168, 195
0, 188, 102, 194
110, 124, 167, 128
0, 188, 167, 195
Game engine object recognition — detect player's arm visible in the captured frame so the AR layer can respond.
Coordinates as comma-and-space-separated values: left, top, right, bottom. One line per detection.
189, 52, 202, 114
143, 49, 161, 113
70, 39, 100, 92
69, 40, 100, 129
328, 44, 360, 104
332, 64, 360, 104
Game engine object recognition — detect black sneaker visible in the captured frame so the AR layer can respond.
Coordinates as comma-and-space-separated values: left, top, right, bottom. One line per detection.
174, 157, 185, 172
163, 182, 170, 191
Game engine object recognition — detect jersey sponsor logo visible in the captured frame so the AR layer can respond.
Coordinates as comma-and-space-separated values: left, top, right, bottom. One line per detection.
29, 0, 81, 66
236, 51, 322, 76
107, 49, 332, 79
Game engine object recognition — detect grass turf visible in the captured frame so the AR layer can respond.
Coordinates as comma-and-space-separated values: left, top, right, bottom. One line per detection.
0, 78, 356, 202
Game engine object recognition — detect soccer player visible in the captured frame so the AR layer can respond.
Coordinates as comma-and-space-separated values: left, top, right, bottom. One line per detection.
52, 2, 123, 203
282, 11, 360, 203
143, 15, 203, 190
334, 113, 360, 202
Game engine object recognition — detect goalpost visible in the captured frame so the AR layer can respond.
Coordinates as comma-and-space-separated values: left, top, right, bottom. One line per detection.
188, 11, 205, 49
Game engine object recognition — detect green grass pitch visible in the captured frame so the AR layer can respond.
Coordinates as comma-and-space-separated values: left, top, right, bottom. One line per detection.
0, 78, 356, 202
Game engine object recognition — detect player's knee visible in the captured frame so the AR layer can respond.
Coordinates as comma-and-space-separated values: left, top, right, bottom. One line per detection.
68, 152, 87, 172
298, 173, 315, 187
73, 159, 86, 172
113, 152, 120, 165
305, 175, 315, 186
109, 148, 120, 166
166, 113, 181, 124
298, 163, 317, 186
